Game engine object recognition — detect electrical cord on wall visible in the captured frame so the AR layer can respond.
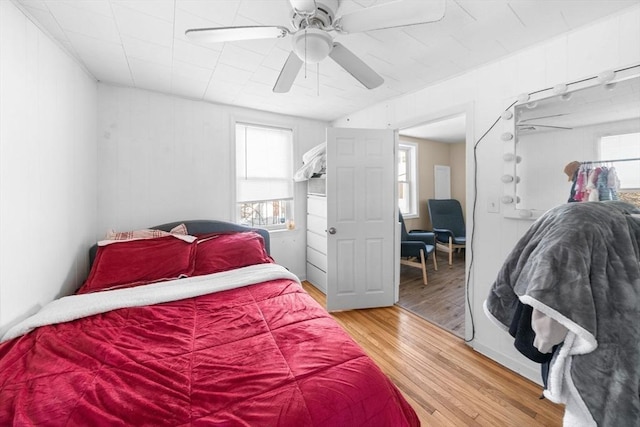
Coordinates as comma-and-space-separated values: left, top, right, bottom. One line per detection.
463, 63, 639, 344
464, 100, 515, 343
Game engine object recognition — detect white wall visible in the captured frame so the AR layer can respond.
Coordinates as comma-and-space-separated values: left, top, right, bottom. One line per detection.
333, 5, 640, 382
0, 1, 97, 331
97, 84, 328, 278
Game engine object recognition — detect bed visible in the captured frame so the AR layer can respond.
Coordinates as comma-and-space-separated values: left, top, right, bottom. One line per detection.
0, 220, 418, 426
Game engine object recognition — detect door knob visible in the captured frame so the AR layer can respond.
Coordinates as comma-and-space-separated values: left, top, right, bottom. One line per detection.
328, 227, 336, 235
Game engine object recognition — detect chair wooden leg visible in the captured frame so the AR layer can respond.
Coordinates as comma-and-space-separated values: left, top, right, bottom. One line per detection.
420, 249, 428, 285
432, 250, 438, 271
448, 237, 453, 266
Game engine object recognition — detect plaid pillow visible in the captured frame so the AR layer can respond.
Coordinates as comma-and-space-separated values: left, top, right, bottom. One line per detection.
104, 223, 188, 241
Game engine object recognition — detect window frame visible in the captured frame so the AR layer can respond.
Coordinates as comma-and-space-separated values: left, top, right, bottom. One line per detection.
233, 120, 296, 231
398, 141, 419, 218
598, 132, 640, 191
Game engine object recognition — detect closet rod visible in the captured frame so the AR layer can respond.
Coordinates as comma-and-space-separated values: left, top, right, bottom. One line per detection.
582, 157, 640, 164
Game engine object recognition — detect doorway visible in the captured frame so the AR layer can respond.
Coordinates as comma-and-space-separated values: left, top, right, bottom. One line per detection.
397, 112, 467, 338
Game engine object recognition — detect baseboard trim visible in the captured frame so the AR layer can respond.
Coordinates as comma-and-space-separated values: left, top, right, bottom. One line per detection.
472, 341, 542, 386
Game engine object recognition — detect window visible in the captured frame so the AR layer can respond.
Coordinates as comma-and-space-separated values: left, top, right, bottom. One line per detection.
398, 142, 418, 217
600, 133, 640, 190
236, 123, 293, 230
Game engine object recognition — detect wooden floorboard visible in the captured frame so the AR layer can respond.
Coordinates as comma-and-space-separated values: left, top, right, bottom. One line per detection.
302, 281, 564, 426
398, 250, 466, 337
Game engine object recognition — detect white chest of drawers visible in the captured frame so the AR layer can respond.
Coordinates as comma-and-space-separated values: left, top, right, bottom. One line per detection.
306, 194, 327, 293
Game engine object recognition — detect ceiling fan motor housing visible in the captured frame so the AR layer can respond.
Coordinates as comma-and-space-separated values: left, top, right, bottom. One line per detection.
291, 0, 339, 30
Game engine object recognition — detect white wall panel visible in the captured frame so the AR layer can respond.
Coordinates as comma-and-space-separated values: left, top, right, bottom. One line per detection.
0, 1, 97, 331
332, 4, 640, 384
97, 84, 328, 278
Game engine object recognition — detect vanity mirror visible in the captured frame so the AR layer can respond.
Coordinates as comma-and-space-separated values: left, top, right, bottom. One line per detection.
501, 66, 640, 220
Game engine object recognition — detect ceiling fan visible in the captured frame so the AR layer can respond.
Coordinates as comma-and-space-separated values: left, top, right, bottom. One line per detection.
516, 113, 573, 132
185, 0, 446, 93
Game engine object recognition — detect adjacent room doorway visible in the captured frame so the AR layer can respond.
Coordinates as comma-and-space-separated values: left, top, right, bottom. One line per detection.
397, 111, 468, 338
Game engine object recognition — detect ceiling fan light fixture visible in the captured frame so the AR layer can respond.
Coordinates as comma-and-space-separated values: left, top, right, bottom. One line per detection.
292, 28, 333, 63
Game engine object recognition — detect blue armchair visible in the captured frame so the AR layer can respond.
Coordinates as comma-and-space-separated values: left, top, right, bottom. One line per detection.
427, 199, 466, 266
399, 212, 438, 285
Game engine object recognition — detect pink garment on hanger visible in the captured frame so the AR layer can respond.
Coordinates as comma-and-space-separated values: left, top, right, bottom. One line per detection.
587, 167, 601, 202
575, 166, 588, 202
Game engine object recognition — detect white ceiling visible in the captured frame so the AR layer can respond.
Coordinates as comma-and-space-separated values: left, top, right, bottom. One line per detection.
400, 113, 466, 143
13, 0, 639, 122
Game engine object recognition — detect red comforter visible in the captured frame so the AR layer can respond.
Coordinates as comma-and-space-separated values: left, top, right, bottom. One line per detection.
0, 278, 418, 426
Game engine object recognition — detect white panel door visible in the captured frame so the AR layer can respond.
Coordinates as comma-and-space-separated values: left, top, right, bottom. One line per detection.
326, 127, 396, 311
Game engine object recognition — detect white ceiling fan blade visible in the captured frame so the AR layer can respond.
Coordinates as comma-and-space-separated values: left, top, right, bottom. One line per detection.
519, 113, 569, 122
329, 43, 383, 89
336, 0, 445, 33
273, 51, 304, 93
289, 0, 317, 15
185, 26, 289, 43
518, 124, 573, 130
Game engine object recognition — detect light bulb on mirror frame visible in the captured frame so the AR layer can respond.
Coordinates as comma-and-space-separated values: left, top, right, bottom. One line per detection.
501, 110, 513, 120
553, 83, 568, 94
501, 195, 514, 204
501, 132, 514, 141
597, 69, 615, 84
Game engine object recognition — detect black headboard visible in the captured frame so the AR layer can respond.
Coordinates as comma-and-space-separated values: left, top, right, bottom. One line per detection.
89, 220, 270, 268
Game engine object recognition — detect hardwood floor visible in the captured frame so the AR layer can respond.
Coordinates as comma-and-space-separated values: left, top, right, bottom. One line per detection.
398, 249, 466, 337
302, 281, 564, 426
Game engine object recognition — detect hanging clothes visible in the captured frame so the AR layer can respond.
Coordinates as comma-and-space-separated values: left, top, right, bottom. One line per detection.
597, 167, 611, 201
565, 161, 581, 203
586, 167, 601, 202
572, 164, 588, 202
608, 166, 621, 200
568, 171, 579, 203
566, 162, 624, 203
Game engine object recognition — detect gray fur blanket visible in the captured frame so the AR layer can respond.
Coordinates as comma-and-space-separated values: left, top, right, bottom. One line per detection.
484, 201, 640, 427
